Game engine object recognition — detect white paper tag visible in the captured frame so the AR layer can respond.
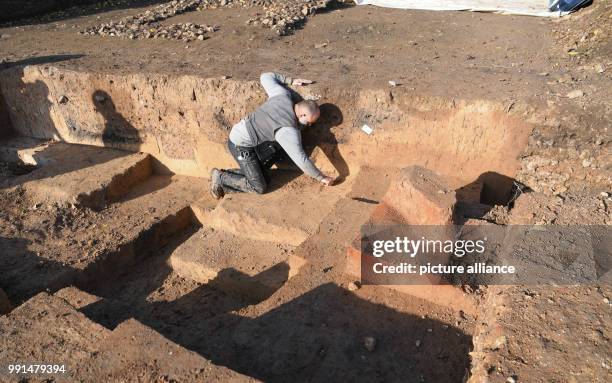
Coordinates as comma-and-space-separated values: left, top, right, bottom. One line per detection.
361, 124, 374, 135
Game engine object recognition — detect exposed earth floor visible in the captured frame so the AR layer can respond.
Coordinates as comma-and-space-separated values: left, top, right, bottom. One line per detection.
0, 1, 610, 382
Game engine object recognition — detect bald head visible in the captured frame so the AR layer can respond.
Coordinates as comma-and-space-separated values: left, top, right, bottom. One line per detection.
295, 100, 320, 126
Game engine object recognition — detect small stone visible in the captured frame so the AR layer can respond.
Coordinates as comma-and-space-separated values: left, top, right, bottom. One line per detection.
347, 281, 360, 291
600, 192, 609, 198
566, 90, 584, 99
415, 339, 421, 347
506, 377, 517, 383
364, 336, 376, 352
595, 63, 605, 73
388, 80, 398, 87
197, 34, 205, 40
94, 93, 106, 102
57, 95, 69, 104
314, 42, 327, 49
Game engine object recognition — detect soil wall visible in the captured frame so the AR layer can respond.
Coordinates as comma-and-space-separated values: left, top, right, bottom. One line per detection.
0, 64, 534, 184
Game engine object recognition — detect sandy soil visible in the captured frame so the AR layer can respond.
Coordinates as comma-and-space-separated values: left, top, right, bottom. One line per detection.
0, 1, 610, 382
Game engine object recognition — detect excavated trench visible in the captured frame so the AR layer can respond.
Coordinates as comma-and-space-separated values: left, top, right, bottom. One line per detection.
0, 65, 535, 382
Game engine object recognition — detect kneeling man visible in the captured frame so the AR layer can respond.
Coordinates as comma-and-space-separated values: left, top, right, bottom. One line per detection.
210, 72, 334, 198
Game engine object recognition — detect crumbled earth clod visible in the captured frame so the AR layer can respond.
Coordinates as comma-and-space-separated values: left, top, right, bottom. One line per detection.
566, 89, 584, 99
364, 336, 376, 352
347, 281, 360, 291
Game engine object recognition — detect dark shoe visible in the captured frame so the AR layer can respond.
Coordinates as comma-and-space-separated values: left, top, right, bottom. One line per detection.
210, 168, 225, 199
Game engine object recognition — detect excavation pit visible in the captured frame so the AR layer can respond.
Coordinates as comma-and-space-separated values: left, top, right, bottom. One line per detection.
0, 65, 535, 382
1, 0, 610, 377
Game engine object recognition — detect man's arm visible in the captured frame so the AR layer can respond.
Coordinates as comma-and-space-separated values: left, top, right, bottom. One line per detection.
260, 72, 293, 99
275, 127, 325, 181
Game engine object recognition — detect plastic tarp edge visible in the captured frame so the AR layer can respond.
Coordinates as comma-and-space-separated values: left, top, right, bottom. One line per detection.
353, 0, 569, 17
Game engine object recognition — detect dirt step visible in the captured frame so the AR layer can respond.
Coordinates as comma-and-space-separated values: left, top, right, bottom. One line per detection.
190, 193, 221, 224
291, 166, 399, 265
0, 136, 51, 164
384, 165, 456, 225
77, 175, 208, 285
342, 165, 480, 314
0, 292, 111, 379
1, 291, 258, 381
55, 286, 102, 309
201, 171, 353, 246
195, 274, 473, 382
170, 226, 307, 302
6, 141, 152, 209
2, 175, 206, 303
90, 319, 260, 382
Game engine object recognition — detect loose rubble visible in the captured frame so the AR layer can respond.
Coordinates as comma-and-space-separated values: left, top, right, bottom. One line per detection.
363, 336, 376, 352
81, 0, 223, 41
81, 0, 342, 40
246, 0, 338, 36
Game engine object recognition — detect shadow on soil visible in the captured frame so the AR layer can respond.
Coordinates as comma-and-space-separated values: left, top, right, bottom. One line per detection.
0, 236, 76, 303
0, 54, 85, 70
454, 171, 528, 224
0, 54, 83, 177
94, 90, 142, 149
1, 83, 143, 190
74, 226, 472, 383
304, 102, 350, 183
0, 1, 169, 27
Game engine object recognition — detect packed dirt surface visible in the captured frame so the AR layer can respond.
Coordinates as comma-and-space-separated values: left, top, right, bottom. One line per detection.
0, 0, 610, 382
471, 285, 611, 382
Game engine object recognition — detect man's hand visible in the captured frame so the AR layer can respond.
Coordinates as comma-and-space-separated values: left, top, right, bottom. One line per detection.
292, 78, 314, 86
320, 176, 335, 186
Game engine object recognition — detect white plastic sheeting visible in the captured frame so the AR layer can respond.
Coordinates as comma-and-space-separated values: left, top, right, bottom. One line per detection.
354, 0, 567, 17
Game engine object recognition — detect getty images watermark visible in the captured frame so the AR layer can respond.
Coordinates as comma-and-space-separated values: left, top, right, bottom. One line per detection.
355, 225, 611, 285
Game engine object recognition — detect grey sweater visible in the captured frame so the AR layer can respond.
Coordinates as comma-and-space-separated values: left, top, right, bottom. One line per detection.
229, 72, 324, 181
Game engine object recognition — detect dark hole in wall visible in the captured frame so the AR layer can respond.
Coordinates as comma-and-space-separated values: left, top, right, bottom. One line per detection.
476, 171, 524, 206
454, 172, 531, 225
